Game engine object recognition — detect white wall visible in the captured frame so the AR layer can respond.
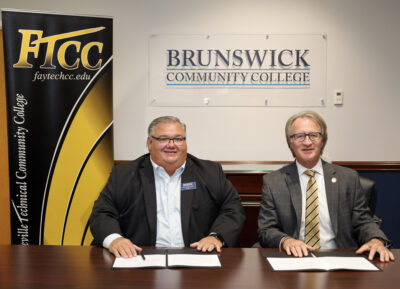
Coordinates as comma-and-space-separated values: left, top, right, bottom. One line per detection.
1, 0, 399, 161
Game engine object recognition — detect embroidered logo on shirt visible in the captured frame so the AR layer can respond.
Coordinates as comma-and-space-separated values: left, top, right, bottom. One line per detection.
181, 182, 196, 191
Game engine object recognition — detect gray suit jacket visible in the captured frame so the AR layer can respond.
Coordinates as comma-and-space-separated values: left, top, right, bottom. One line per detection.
90, 153, 245, 248
257, 160, 389, 248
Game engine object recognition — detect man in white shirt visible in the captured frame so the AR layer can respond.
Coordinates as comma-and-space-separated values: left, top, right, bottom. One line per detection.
90, 116, 245, 258
257, 110, 394, 262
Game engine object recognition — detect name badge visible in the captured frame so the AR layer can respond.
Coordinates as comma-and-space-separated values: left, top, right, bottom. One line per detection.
181, 182, 196, 191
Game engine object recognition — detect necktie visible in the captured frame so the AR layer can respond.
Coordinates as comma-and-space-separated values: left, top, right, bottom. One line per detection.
304, 170, 321, 249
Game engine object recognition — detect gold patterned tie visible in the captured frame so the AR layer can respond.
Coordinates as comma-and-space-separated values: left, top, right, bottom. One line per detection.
304, 170, 321, 249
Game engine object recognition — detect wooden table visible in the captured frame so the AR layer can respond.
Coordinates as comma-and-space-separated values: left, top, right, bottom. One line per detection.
0, 246, 398, 289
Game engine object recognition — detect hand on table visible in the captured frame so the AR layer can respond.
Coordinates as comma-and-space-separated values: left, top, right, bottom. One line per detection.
109, 237, 142, 258
190, 236, 223, 253
356, 238, 395, 262
282, 237, 316, 257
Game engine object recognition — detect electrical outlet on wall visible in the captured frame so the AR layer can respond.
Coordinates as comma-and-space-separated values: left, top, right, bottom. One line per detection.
333, 89, 343, 105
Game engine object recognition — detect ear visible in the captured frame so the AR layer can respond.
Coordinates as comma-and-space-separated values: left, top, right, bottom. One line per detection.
288, 138, 294, 149
146, 137, 152, 149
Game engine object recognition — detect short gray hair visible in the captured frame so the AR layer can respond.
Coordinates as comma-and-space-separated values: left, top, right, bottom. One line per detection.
285, 110, 328, 157
148, 116, 186, 137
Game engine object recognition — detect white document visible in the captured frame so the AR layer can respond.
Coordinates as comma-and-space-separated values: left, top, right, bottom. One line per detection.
168, 254, 222, 268
113, 254, 165, 268
113, 252, 221, 269
267, 256, 379, 271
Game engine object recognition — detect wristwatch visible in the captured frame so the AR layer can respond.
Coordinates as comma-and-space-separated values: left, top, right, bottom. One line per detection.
209, 232, 225, 247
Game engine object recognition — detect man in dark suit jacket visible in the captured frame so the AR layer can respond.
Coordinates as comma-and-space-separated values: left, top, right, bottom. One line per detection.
257, 111, 394, 262
90, 116, 245, 258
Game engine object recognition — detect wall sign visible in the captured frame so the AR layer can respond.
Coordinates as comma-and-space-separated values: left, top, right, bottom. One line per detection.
149, 34, 326, 106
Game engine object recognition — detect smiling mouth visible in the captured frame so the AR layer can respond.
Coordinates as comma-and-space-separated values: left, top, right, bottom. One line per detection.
163, 150, 177, 154
302, 148, 314, 153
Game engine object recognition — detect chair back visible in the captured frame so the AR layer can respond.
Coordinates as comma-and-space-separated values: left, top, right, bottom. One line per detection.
359, 176, 377, 214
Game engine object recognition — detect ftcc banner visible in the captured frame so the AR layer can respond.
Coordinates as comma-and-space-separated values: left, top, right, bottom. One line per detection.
2, 9, 113, 245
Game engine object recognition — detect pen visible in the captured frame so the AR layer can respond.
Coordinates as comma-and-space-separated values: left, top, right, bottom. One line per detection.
140, 251, 146, 260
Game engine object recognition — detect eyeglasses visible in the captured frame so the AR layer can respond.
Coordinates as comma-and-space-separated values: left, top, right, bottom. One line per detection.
290, 132, 322, 142
151, 136, 186, 146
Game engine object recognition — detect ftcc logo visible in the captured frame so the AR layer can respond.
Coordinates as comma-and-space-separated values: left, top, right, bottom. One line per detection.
13, 27, 105, 70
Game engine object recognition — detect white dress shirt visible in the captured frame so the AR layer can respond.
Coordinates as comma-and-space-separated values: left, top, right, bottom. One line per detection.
296, 159, 337, 249
151, 158, 185, 247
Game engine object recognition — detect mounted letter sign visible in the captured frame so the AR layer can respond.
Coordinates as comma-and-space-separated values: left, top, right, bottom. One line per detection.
149, 34, 326, 107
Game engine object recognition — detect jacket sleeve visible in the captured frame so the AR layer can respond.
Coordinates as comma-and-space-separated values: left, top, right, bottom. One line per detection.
257, 174, 290, 248
208, 163, 246, 247
351, 173, 391, 247
89, 165, 123, 247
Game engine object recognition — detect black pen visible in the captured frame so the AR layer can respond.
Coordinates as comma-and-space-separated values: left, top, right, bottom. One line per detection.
140, 251, 146, 260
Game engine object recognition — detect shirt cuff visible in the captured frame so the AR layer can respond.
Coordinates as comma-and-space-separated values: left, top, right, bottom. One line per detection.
103, 233, 122, 249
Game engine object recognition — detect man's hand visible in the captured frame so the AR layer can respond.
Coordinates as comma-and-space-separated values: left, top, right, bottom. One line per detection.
356, 238, 395, 262
282, 237, 316, 257
109, 237, 142, 258
190, 236, 223, 252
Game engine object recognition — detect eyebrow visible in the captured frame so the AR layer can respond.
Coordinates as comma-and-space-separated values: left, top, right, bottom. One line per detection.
155, 135, 185, 138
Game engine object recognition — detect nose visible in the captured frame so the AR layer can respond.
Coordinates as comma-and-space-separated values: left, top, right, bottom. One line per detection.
303, 135, 313, 145
166, 139, 176, 147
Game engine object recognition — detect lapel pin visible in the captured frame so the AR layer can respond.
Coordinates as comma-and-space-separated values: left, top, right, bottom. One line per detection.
331, 177, 337, 183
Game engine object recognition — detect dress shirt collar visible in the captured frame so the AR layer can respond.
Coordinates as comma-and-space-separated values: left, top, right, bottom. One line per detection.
150, 157, 186, 178
295, 158, 323, 177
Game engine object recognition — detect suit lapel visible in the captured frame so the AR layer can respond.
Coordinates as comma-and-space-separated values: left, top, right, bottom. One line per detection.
140, 158, 157, 245
322, 161, 339, 235
285, 163, 302, 237
180, 159, 195, 246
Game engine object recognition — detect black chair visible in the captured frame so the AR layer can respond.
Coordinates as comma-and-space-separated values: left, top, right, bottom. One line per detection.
253, 175, 380, 248
359, 175, 378, 214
